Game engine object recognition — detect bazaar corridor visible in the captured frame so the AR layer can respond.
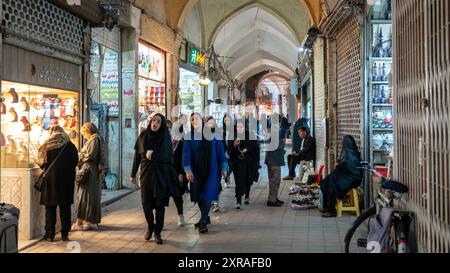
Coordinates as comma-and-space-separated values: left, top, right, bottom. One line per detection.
1, 0, 449, 256
21, 152, 354, 253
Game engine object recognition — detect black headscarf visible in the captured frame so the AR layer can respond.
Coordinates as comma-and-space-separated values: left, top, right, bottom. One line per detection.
135, 113, 168, 154
338, 135, 362, 177
191, 113, 212, 199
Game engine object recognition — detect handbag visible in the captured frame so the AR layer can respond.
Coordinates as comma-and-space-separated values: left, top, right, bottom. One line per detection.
34, 143, 69, 192
75, 164, 90, 185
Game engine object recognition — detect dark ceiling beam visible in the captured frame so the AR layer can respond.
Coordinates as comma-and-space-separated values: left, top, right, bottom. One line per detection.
49, 0, 104, 24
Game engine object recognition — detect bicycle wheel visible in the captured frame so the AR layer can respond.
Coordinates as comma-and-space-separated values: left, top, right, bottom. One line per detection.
344, 207, 377, 253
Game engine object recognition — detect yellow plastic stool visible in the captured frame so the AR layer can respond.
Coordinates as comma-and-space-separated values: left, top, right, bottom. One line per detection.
336, 189, 360, 217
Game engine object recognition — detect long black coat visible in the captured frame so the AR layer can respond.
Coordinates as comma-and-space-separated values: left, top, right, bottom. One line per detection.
320, 136, 362, 199
229, 137, 260, 199
132, 132, 179, 209
40, 142, 79, 206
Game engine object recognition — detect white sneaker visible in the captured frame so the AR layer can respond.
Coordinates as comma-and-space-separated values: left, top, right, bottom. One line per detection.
71, 224, 84, 231
235, 204, 241, 210
212, 202, 222, 213
83, 223, 99, 230
178, 215, 186, 226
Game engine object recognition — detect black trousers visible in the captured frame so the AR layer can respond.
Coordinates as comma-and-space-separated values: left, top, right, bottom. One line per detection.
141, 182, 166, 235
288, 154, 303, 177
172, 195, 184, 216
322, 189, 337, 214
45, 205, 71, 238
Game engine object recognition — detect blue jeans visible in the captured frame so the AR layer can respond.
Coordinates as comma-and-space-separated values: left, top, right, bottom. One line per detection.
198, 200, 211, 223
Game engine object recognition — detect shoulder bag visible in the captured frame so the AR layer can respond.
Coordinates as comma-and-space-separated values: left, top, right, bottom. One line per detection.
34, 143, 69, 192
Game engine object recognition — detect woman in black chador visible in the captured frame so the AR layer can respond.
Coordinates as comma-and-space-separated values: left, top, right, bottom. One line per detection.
131, 114, 179, 244
320, 135, 363, 218
229, 120, 260, 210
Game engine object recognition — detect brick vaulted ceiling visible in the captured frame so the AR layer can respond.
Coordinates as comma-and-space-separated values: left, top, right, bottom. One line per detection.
132, 0, 324, 80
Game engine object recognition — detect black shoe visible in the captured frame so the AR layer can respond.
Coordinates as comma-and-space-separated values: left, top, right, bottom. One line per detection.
61, 234, 70, 242
154, 234, 163, 245
198, 223, 208, 234
267, 201, 282, 207
276, 199, 285, 205
319, 209, 328, 214
43, 235, 54, 243
244, 199, 250, 205
283, 176, 294, 181
195, 217, 211, 228
321, 212, 337, 218
145, 230, 153, 241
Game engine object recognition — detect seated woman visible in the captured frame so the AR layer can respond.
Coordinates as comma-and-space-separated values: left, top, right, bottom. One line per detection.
320, 135, 363, 218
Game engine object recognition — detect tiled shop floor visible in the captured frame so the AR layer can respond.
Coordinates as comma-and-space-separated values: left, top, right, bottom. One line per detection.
22, 164, 356, 253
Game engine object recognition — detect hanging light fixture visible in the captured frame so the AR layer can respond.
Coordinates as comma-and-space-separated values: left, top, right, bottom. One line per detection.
199, 72, 211, 86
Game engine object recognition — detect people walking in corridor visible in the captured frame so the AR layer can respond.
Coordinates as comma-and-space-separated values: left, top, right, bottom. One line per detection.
264, 114, 287, 207
222, 114, 235, 189
172, 117, 188, 226
131, 114, 179, 244
283, 127, 316, 180
320, 135, 363, 218
37, 125, 78, 242
183, 113, 227, 234
230, 120, 260, 209
72, 123, 106, 232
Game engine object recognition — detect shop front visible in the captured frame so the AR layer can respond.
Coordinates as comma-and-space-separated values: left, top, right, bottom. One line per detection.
89, 27, 122, 191
138, 41, 167, 120
365, 0, 393, 201
0, 44, 82, 240
178, 41, 205, 116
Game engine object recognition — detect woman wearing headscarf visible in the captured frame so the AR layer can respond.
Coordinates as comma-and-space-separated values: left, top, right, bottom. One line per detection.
172, 114, 189, 226
131, 114, 179, 244
222, 114, 235, 189
229, 119, 260, 209
320, 135, 363, 218
205, 117, 224, 213
72, 122, 106, 231
37, 125, 78, 242
183, 113, 228, 234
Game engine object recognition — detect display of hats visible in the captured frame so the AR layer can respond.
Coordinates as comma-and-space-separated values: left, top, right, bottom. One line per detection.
8, 107, 18, 122
69, 130, 77, 139
20, 116, 30, 131
20, 97, 30, 112
9, 88, 19, 103
1, 132, 5, 146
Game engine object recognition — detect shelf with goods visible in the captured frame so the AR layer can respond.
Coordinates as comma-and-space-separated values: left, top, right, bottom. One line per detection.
368, 0, 393, 173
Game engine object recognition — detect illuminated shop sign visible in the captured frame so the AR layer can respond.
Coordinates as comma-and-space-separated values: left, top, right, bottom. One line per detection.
188, 44, 206, 68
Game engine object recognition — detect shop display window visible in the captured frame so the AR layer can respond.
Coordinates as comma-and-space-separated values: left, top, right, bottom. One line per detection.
1, 81, 79, 168
138, 78, 166, 117
179, 68, 202, 116
368, 0, 393, 167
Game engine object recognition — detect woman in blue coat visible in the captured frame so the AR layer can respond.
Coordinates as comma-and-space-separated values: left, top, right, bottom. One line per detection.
183, 113, 228, 234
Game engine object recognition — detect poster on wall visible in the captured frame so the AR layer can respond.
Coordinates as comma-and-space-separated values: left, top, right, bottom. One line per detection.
100, 50, 120, 117
138, 42, 165, 82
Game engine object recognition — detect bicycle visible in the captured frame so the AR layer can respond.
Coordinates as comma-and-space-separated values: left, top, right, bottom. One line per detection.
344, 162, 417, 253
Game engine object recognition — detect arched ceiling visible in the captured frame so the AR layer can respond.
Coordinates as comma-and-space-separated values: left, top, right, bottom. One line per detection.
211, 4, 300, 82
132, 0, 325, 84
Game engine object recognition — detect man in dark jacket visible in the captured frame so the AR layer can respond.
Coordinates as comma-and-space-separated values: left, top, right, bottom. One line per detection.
265, 118, 287, 207
37, 126, 78, 242
283, 127, 316, 180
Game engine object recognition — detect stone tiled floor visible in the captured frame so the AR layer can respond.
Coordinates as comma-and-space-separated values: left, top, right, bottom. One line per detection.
22, 161, 356, 253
